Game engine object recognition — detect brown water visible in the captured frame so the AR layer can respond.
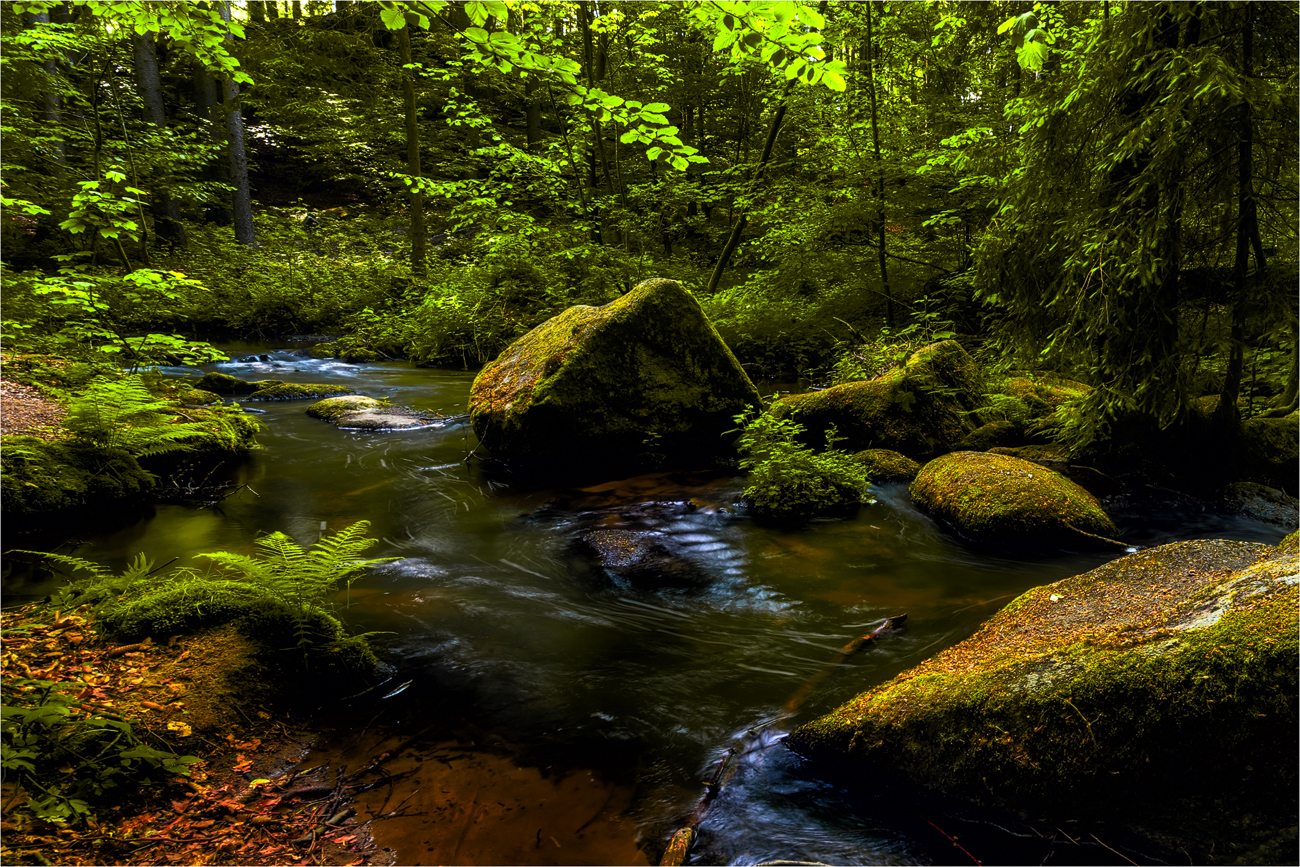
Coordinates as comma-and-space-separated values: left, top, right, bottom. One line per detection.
3, 345, 1288, 865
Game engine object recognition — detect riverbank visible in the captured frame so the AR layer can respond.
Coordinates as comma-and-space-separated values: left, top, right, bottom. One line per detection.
0, 602, 385, 867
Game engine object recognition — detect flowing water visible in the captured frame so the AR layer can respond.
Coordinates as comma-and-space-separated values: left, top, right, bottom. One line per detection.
3, 345, 1288, 866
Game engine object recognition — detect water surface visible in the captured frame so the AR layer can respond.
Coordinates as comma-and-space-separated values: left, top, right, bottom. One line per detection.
3, 346, 1287, 865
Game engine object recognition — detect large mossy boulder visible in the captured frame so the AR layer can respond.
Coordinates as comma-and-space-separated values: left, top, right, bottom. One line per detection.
468, 278, 761, 469
1236, 414, 1299, 495
910, 451, 1116, 549
787, 538, 1299, 862
768, 340, 983, 457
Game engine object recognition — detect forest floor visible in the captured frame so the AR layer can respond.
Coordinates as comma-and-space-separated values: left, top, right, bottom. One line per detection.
0, 377, 65, 440
0, 603, 389, 867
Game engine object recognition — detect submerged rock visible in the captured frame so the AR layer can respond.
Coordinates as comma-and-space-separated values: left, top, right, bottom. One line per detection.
768, 340, 983, 457
306, 396, 444, 430
851, 449, 920, 482
573, 528, 712, 588
910, 451, 1116, 549
469, 278, 761, 471
786, 537, 1299, 861
1221, 481, 1299, 527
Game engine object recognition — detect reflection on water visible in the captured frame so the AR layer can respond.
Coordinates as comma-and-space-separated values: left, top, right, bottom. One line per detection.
2, 346, 1289, 865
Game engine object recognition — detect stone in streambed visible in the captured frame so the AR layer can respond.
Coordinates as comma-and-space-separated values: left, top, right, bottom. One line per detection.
767, 340, 983, 457
910, 450, 1115, 550
306, 396, 444, 430
469, 278, 761, 471
786, 537, 1299, 862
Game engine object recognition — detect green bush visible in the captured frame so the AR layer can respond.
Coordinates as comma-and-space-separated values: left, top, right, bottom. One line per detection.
736, 411, 871, 524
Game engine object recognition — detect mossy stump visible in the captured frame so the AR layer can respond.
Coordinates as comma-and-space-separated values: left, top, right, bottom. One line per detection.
769, 340, 983, 457
786, 538, 1299, 861
910, 451, 1115, 550
469, 278, 762, 471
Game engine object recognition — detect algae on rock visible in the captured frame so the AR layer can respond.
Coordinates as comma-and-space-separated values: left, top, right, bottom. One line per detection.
787, 537, 1299, 861
910, 450, 1115, 549
469, 278, 762, 471
768, 340, 983, 457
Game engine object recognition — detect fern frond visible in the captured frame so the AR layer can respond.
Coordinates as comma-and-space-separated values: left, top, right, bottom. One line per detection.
10, 549, 116, 581
195, 551, 273, 582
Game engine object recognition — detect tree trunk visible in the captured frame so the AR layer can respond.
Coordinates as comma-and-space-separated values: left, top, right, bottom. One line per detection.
865, 0, 893, 327
249, 1, 266, 23
398, 25, 426, 278
1214, 3, 1260, 435
293, 1, 302, 21
132, 31, 186, 248
525, 76, 542, 153
219, 2, 256, 245
705, 83, 792, 293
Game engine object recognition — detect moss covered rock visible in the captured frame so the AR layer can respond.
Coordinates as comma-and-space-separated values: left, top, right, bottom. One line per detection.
306, 395, 385, 421
769, 340, 983, 457
787, 538, 1299, 860
910, 451, 1116, 549
307, 342, 337, 359
1236, 415, 1299, 495
851, 448, 921, 482
179, 388, 221, 406
246, 382, 355, 402
1220, 481, 1299, 527
195, 372, 269, 395
469, 278, 762, 470
1004, 375, 1090, 416
955, 419, 1025, 452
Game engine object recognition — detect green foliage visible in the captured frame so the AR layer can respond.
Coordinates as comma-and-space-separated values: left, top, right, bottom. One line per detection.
32, 522, 393, 662
735, 410, 871, 524
1, 672, 199, 824
64, 374, 248, 458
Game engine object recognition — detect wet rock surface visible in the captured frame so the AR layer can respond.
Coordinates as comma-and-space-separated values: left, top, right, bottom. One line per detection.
469, 278, 762, 473
787, 536, 1299, 862
768, 340, 983, 456
910, 450, 1117, 550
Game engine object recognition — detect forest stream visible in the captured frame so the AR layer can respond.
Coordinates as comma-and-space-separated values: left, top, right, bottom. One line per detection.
3, 346, 1289, 867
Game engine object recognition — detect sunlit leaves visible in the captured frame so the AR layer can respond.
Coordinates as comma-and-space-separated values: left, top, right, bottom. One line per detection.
998, 11, 1055, 73
691, 1, 849, 91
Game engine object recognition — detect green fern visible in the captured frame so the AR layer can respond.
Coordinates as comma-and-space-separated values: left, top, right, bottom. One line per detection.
64, 375, 221, 459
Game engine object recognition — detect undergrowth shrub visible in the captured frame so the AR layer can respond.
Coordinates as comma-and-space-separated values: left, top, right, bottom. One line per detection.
1, 622, 199, 824
30, 521, 393, 669
736, 411, 871, 524
0, 374, 258, 516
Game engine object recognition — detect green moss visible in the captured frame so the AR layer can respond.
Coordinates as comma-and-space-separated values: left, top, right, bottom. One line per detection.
195, 372, 267, 394
851, 448, 921, 482
338, 346, 383, 363
179, 388, 221, 406
987, 444, 1070, 464
910, 451, 1115, 547
955, 420, 1025, 452
769, 340, 983, 457
1, 438, 154, 515
1001, 376, 1090, 418
1280, 530, 1298, 554
306, 395, 384, 421
247, 382, 355, 402
307, 342, 337, 359
788, 540, 1298, 857
469, 277, 762, 469
1237, 416, 1300, 495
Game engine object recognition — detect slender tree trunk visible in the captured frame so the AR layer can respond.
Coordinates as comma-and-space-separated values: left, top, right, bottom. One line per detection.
525, 76, 542, 153
1215, 3, 1260, 435
219, 2, 256, 245
706, 83, 793, 293
865, 0, 894, 327
132, 32, 186, 249
398, 25, 426, 278
249, 1, 266, 23
293, 1, 302, 21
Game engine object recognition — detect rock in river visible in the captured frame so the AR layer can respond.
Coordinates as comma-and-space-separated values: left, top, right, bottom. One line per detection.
786, 536, 1299, 861
910, 450, 1116, 550
469, 278, 761, 471
767, 340, 983, 456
